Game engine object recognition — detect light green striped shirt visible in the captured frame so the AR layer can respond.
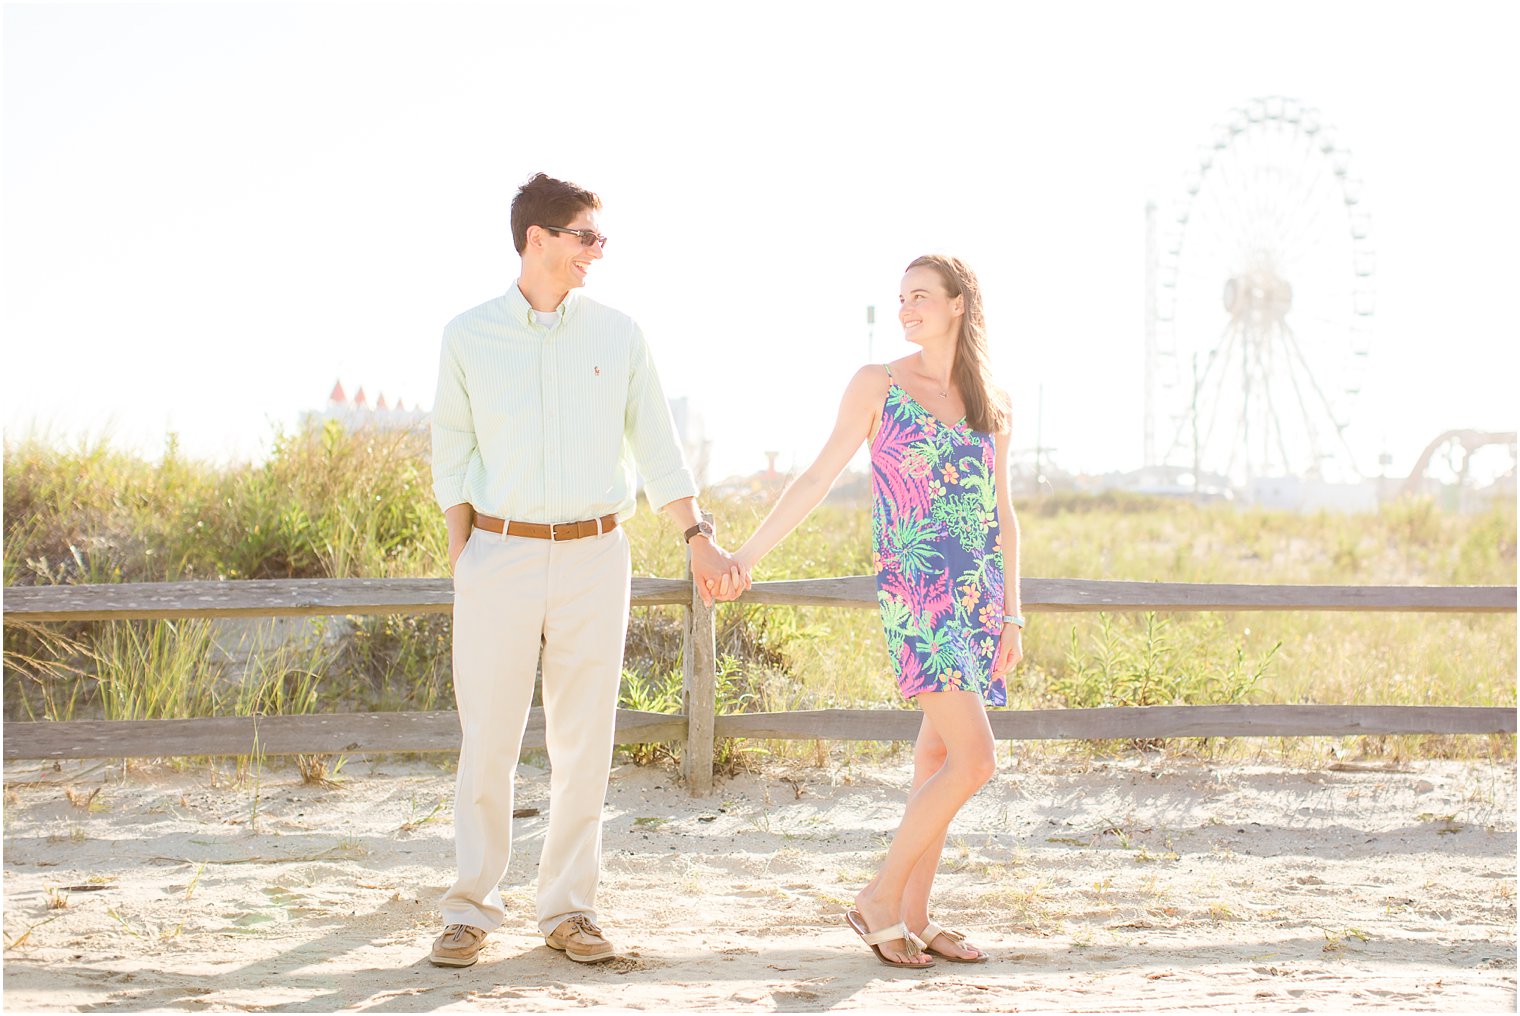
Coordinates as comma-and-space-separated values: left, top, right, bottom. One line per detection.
430, 284, 697, 523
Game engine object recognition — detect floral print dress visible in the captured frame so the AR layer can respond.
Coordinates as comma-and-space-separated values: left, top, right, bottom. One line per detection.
870, 365, 1006, 706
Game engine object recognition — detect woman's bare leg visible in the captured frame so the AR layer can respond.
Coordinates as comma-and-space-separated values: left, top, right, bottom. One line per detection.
851, 691, 995, 964
897, 713, 982, 959
901, 714, 947, 926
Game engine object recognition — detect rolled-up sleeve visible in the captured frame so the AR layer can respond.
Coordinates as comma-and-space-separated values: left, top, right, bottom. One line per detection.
625, 325, 698, 510
430, 328, 476, 511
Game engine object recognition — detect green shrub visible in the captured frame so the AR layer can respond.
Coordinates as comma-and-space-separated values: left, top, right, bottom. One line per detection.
3, 425, 1513, 765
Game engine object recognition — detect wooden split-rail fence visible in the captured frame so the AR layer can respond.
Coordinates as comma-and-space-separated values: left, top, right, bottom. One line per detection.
3, 556, 1514, 796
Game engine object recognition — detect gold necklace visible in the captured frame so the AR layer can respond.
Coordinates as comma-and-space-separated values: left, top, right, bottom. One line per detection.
916, 358, 950, 398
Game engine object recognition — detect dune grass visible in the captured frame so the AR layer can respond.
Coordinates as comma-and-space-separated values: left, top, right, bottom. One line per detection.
3, 424, 1514, 763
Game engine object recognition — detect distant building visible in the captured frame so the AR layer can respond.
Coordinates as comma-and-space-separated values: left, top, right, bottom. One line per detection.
708, 452, 871, 505
1085, 464, 1234, 503
1248, 475, 1376, 513
709, 451, 791, 502
300, 380, 428, 433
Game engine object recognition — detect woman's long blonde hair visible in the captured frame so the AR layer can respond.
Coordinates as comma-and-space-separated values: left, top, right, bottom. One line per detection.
906, 254, 1009, 434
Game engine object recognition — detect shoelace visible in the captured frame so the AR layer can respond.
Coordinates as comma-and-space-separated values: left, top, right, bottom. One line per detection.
567, 915, 603, 937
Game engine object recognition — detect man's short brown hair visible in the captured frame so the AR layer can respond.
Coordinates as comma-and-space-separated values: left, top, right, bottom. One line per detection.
510, 173, 602, 254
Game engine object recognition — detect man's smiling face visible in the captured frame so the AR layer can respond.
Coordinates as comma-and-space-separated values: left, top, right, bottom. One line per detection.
540, 210, 605, 295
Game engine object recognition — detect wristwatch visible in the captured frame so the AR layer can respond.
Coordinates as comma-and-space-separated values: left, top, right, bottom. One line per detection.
683, 521, 715, 544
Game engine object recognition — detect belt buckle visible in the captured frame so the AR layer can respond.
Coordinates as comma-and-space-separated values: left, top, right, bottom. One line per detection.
551, 522, 571, 541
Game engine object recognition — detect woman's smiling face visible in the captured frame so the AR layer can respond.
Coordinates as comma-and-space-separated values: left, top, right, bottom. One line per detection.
899, 265, 964, 345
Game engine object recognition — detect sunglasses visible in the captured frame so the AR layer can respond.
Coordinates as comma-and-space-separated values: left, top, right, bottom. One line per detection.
537, 225, 609, 249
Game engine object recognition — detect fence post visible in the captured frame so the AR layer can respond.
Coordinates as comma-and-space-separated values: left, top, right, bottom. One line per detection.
681, 511, 717, 797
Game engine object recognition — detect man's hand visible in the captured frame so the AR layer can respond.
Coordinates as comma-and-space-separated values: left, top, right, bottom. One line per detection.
992, 623, 1024, 677
444, 504, 475, 574
690, 538, 749, 607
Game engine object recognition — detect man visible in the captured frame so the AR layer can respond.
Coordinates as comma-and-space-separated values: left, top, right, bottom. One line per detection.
428, 172, 745, 968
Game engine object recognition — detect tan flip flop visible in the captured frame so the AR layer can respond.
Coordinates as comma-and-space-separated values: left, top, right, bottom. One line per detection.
911, 920, 988, 963
845, 910, 935, 969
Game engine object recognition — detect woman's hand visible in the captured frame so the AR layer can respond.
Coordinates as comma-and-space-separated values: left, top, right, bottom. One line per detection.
711, 548, 757, 601
992, 622, 1023, 677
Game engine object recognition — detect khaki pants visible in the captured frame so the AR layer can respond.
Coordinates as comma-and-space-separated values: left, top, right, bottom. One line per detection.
440, 524, 631, 935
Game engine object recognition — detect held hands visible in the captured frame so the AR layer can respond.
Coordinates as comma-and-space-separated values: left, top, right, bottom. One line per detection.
992, 622, 1024, 677
689, 539, 752, 607
708, 549, 757, 604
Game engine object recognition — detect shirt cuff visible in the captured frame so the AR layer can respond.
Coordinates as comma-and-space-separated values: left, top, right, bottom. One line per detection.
433, 479, 468, 513
642, 467, 699, 513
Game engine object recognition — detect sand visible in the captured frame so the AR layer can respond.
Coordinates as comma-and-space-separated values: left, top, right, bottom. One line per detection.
3, 751, 1515, 1012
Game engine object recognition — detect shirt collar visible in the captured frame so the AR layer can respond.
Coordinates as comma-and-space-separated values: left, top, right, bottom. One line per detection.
507, 282, 581, 326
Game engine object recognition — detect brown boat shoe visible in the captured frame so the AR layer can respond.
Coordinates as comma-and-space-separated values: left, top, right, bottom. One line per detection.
429, 923, 487, 967
545, 914, 615, 963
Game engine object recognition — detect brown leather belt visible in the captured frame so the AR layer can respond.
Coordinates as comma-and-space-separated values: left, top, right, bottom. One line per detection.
473, 512, 619, 541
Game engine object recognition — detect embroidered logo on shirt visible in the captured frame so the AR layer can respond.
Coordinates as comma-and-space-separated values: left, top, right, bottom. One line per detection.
594, 366, 601, 376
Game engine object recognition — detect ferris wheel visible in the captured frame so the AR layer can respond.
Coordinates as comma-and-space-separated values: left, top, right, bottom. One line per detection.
1147, 95, 1375, 486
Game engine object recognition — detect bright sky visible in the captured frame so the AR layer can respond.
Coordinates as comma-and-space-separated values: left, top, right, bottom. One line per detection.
4, 1, 1516, 483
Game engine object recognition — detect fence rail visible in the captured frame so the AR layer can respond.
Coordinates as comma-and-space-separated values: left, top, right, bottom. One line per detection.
5, 576, 1513, 622
5, 705, 1511, 762
4, 571, 1515, 796
2, 576, 686, 620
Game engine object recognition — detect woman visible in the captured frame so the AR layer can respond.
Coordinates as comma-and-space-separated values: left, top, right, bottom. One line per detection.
726, 254, 1023, 968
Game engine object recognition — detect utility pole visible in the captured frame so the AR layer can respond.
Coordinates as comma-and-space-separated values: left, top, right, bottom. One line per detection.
1191, 353, 1201, 497
1035, 383, 1045, 497
1144, 201, 1157, 469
